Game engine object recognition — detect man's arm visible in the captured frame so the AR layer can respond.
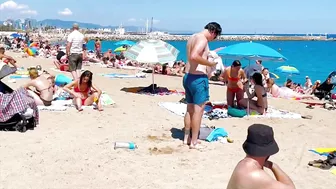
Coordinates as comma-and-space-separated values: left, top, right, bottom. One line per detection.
66, 34, 72, 56
189, 36, 215, 67
2, 54, 18, 68
260, 161, 295, 189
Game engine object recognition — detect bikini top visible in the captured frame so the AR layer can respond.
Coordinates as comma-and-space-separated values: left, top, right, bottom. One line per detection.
74, 83, 90, 93
228, 68, 240, 82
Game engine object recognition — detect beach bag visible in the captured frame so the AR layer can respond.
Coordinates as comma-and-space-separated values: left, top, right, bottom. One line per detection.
227, 107, 247, 118
198, 126, 215, 140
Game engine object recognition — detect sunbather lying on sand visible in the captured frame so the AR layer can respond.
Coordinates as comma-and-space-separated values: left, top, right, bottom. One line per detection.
63, 70, 103, 111
23, 68, 55, 106
54, 51, 69, 71
266, 78, 314, 99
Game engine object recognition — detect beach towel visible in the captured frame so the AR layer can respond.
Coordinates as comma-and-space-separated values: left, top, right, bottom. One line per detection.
100, 73, 146, 78
9, 75, 29, 79
158, 102, 302, 119
123, 85, 185, 96
38, 105, 67, 111
309, 148, 336, 156
331, 169, 336, 175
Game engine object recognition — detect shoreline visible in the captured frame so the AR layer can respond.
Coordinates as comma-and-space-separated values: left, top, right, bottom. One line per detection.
85, 34, 330, 41
0, 31, 333, 41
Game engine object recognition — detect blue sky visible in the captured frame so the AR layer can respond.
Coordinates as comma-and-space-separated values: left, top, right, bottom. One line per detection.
0, 0, 335, 33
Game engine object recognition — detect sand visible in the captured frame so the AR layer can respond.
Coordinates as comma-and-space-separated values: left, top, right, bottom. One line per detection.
0, 52, 335, 189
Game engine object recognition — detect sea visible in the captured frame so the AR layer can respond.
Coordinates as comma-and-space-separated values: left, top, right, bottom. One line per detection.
86, 35, 336, 86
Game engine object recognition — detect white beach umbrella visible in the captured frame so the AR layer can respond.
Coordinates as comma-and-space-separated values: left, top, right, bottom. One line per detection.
124, 39, 180, 91
124, 39, 179, 64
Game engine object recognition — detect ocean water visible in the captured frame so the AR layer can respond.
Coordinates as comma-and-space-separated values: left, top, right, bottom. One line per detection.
86, 40, 336, 85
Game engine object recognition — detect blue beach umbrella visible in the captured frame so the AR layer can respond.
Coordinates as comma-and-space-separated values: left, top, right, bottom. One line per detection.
276, 66, 300, 75
10, 33, 22, 38
114, 40, 136, 46
217, 42, 287, 62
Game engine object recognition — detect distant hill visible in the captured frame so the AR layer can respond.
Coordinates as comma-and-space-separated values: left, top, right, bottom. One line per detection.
0, 18, 195, 33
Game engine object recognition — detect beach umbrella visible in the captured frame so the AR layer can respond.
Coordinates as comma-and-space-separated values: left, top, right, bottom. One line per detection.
124, 39, 179, 64
217, 42, 287, 62
10, 33, 21, 38
114, 40, 136, 46
276, 66, 300, 75
114, 46, 127, 52
124, 39, 180, 91
217, 42, 287, 115
269, 72, 280, 79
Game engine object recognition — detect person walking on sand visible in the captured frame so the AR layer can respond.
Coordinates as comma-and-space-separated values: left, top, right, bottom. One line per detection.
226, 124, 296, 189
182, 22, 222, 149
66, 23, 84, 80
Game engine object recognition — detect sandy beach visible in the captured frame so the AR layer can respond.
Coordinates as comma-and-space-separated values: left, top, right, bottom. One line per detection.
0, 52, 335, 189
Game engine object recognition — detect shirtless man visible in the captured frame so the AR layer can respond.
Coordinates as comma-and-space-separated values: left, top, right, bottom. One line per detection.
227, 124, 296, 189
102, 49, 113, 64
182, 22, 222, 149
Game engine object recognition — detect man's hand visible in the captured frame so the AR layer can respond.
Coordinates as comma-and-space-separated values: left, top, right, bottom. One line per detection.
209, 61, 218, 67
264, 160, 274, 169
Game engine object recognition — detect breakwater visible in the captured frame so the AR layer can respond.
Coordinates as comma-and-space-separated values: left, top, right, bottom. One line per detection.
86, 34, 328, 41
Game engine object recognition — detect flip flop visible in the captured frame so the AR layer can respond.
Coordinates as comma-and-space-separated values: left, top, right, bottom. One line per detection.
302, 115, 313, 119
306, 105, 314, 109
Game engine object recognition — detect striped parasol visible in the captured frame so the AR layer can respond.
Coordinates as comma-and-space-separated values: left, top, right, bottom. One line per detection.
124, 39, 179, 64
276, 66, 300, 75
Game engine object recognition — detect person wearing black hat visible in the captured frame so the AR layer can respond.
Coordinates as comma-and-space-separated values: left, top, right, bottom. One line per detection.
226, 124, 295, 189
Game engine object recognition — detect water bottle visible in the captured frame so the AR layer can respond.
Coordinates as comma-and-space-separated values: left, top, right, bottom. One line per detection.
114, 142, 137, 150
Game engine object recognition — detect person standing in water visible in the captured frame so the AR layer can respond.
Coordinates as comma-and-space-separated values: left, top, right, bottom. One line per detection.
183, 22, 222, 149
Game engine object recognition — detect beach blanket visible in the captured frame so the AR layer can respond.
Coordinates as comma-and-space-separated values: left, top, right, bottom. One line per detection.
158, 102, 302, 119
122, 85, 185, 96
38, 93, 116, 111
120, 65, 147, 71
309, 148, 336, 156
331, 169, 336, 175
100, 73, 146, 78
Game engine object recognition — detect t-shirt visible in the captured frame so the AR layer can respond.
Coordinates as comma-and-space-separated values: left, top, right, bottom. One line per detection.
67, 30, 84, 54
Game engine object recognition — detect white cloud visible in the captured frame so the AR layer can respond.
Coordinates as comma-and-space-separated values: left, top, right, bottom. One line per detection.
127, 18, 136, 22
0, 0, 27, 10
20, 9, 37, 15
58, 8, 72, 16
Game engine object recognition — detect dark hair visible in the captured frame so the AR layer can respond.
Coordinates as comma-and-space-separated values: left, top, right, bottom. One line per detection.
232, 60, 241, 67
115, 55, 121, 60
79, 70, 93, 88
262, 68, 269, 72
0, 47, 5, 53
252, 72, 263, 86
204, 22, 222, 37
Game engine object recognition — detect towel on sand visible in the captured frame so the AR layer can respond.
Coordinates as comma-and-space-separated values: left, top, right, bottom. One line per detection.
309, 148, 336, 156
100, 73, 146, 78
158, 102, 302, 119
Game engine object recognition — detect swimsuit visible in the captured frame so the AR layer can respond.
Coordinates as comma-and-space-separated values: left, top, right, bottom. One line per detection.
227, 69, 243, 93
183, 73, 209, 105
74, 83, 90, 105
36, 82, 53, 106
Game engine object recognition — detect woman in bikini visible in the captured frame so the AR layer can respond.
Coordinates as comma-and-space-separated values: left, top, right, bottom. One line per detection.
23, 68, 55, 106
64, 70, 103, 111
221, 60, 247, 107
266, 78, 314, 99
239, 72, 268, 115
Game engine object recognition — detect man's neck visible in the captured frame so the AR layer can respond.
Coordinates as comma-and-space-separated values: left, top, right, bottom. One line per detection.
245, 156, 265, 169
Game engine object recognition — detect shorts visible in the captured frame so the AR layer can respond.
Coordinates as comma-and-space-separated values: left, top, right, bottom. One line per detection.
183, 73, 209, 105
68, 53, 83, 71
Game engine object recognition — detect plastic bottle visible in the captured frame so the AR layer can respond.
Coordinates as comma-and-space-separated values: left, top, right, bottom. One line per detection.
114, 142, 137, 150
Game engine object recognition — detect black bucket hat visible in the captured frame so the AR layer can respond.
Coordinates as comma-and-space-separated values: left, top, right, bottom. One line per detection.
243, 124, 279, 157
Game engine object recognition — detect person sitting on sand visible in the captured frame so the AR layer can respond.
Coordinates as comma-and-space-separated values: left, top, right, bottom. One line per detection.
221, 60, 247, 107
308, 80, 321, 94
162, 62, 184, 76
23, 68, 55, 106
226, 124, 295, 189
54, 50, 69, 71
266, 78, 314, 99
63, 70, 103, 111
239, 72, 268, 115
0, 47, 18, 68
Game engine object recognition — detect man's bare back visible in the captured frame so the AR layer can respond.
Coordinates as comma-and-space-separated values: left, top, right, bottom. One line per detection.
187, 33, 211, 75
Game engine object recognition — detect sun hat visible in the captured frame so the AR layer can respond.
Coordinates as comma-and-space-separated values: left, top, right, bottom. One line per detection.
243, 124, 279, 157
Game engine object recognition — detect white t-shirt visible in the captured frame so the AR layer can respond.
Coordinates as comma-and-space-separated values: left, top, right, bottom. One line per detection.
67, 30, 84, 54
